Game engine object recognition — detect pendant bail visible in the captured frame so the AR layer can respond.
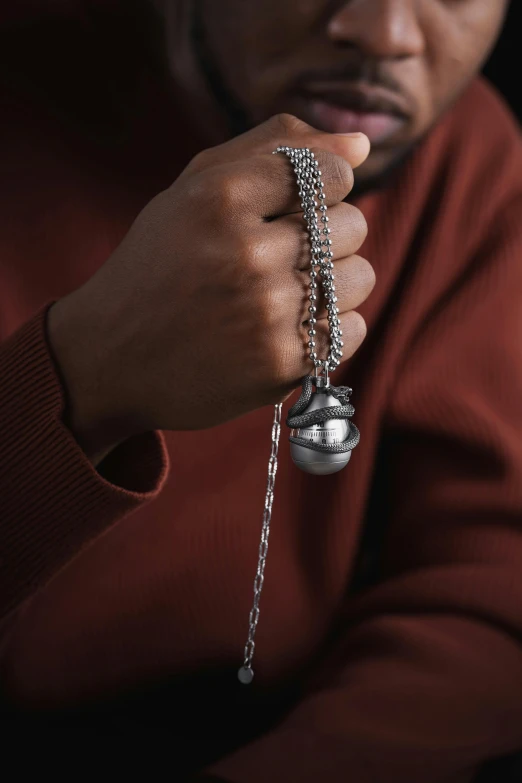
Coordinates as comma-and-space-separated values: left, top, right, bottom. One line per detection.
239, 147, 361, 684
315, 360, 329, 388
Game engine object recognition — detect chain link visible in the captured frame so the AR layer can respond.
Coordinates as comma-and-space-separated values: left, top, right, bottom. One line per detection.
238, 402, 282, 684
277, 145, 344, 373
238, 146, 339, 684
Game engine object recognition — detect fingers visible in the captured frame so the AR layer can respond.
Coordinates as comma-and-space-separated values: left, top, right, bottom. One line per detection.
180, 112, 371, 222
269, 201, 368, 268
265, 147, 355, 219
272, 247, 373, 381
250, 194, 373, 323
281, 309, 367, 388
198, 148, 359, 222
310, 254, 375, 321
286, 253, 374, 324
312, 310, 367, 367
237, 113, 371, 169
187, 113, 370, 174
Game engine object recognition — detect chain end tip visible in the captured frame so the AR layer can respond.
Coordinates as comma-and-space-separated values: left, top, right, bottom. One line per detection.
237, 666, 254, 685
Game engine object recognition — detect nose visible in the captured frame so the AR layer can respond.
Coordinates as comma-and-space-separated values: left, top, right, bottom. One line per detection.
327, 0, 425, 60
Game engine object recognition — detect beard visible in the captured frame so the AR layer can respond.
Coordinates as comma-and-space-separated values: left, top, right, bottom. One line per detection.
189, 0, 418, 197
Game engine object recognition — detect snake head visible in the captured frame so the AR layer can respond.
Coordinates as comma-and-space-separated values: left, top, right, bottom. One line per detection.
330, 385, 353, 404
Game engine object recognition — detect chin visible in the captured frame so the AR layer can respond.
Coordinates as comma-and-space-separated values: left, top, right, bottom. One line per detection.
350, 144, 416, 198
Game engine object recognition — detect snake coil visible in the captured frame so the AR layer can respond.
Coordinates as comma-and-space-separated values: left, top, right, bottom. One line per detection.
286, 376, 360, 454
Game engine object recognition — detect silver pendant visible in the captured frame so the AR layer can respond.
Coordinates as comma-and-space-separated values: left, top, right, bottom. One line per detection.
238, 147, 363, 685
287, 374, 360, 475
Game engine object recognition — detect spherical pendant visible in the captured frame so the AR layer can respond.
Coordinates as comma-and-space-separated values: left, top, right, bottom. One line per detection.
287, 376, 359, 476
290, 389, 352, 475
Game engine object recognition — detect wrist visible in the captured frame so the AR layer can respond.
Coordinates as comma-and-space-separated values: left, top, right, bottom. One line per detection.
46, 294, 140, 465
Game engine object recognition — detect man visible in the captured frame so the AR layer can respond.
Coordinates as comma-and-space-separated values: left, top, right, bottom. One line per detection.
1, 0, 521, 781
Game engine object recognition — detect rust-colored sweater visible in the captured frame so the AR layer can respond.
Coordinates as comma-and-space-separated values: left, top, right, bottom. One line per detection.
1, 12, 522, 783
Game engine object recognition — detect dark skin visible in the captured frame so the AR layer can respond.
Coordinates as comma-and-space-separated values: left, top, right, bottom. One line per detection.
163, 0, 508, 186
48, 0, 508, 466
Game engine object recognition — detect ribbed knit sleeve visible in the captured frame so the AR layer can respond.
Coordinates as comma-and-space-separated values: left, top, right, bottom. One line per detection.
0, 304, 169, 620
206, 108, 522, 783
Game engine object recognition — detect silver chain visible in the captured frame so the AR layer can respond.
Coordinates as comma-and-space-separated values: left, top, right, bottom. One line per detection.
282, 145, 344, 374
238, 146, 341, 684
237, 402, 282, 684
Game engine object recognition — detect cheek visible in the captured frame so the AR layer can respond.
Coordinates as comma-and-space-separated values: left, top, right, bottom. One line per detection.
422, 1, 506, 120
207, 1, 297, 79
203, 0, 324, 112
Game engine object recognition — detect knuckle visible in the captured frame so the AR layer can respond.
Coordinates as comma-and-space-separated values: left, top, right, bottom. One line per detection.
272, 334, 300, 386
259, 277, 294, 328
349, 206, 369, 247
351, 255, 376, 295
232, 235, 264, 281
236, 238, 287, 309
186, 168, 246, 216
140, 190, 172, 225
320, 152, 354, 197
257, 285, 300, 380
246, 242, 273, 285
332, 202, 368, 248
269, 112, 310, 138
184, 170, 209, 207
344, 310, 367, 351
186, 146, 215, 173
216, 171, 245, 214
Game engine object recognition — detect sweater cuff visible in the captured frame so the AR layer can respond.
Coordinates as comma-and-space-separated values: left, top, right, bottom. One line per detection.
0, 304, 169, 618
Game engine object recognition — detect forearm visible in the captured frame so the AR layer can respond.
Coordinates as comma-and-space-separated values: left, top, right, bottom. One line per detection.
0, 304, 168, 621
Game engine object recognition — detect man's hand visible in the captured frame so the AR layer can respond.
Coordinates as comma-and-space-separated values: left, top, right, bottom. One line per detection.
47, 114, 374, 464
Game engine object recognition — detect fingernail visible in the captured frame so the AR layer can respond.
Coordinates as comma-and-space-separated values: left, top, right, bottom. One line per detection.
334, 132, 363, 137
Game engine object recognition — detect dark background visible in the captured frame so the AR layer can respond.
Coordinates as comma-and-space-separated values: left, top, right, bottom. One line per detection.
483, 1, 519, 122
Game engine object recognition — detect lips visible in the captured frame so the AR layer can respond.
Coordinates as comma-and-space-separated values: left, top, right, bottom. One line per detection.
296, 83, 410, 144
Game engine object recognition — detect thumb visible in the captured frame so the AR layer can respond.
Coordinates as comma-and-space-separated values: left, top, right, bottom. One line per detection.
188, 114, 371, 172
329, 131, 371, 169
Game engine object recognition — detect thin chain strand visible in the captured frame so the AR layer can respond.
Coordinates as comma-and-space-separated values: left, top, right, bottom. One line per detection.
238, 402, 282, 683
238, 147, 340, 684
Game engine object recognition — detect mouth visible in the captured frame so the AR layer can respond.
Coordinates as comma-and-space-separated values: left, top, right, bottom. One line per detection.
295, 83, 410, 145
